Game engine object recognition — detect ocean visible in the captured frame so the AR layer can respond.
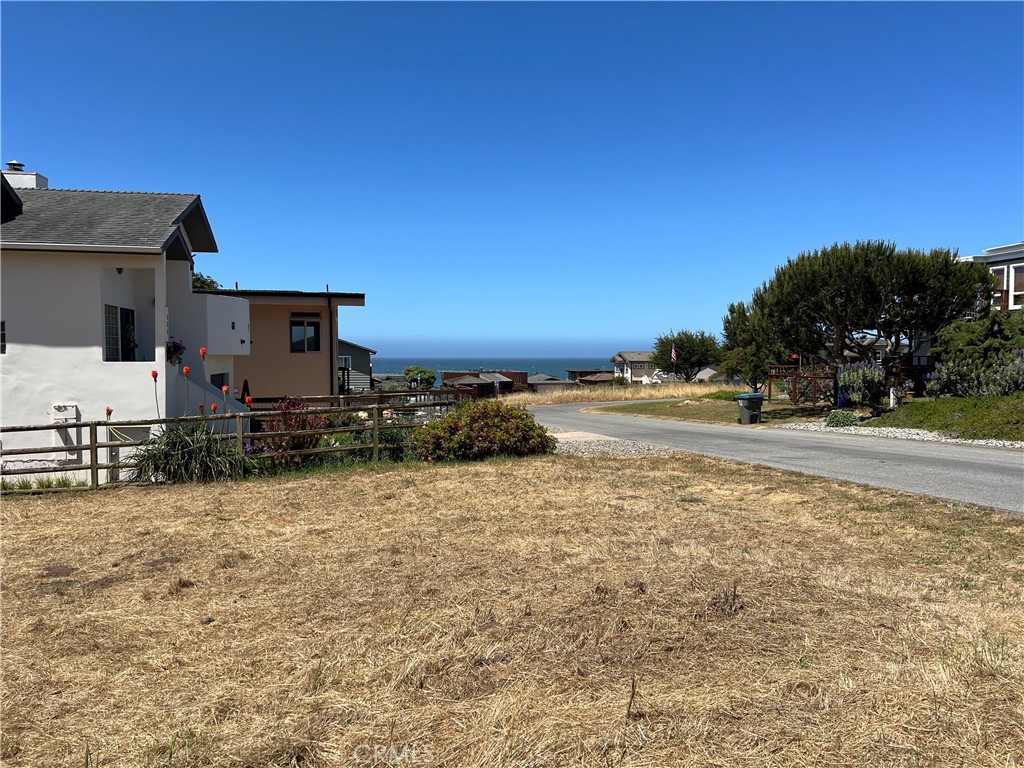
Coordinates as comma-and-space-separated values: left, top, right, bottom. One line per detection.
373, 357, 613, 382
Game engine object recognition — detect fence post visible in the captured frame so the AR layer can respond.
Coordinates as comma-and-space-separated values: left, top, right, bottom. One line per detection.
89, 423, 99, 490
236, 414, 244, 453
372, 406, 380, 463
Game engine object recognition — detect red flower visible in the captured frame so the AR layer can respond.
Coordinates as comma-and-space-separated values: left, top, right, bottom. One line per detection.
199, 405, 204, 414
245, 396, 253, 406
211, 403, 218, 413
182, 366, 190, 377
105, 406, 113, 417
199, 347, 207, 360
151, 370, 158, 381
221, 385, 229, 394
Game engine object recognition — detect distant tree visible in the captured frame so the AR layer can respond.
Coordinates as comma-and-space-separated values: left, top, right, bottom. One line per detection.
719, 301, 782, 392
403, 365, 436, 389
651, 330, 720, 382
192, 271, 222, 291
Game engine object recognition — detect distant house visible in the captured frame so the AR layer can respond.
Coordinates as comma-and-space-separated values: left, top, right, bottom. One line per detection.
961, 241, 1024, 313
610, 351, 654, 383
579, 372, 616, 385
566, 367, 614, 383
527, 373, 578, 394
373, 373, 409, 389
197, 289, 365, 400
442, 370, 523, 397
0, 163, 249, 452
337, 339, 376, 392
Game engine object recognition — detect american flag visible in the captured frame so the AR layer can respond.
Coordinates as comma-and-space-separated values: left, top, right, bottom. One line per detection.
671, 343, 677, 363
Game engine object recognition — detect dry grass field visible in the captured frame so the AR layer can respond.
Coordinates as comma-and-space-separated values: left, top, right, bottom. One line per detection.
2, 454, 1023, 767
503, 382, 745, 407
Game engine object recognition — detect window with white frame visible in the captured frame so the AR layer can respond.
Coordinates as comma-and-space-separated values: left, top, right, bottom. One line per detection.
290, 312, 321, 353
338, 355, 352, 369
1011, 264, 1024, 310
103, 305, 137, 361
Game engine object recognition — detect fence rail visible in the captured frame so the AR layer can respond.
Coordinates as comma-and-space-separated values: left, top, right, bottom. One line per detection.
0, 390, 469, 494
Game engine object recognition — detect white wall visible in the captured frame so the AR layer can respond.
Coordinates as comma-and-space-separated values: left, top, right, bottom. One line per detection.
0, 249, 168, 451
165, 261, 248, 376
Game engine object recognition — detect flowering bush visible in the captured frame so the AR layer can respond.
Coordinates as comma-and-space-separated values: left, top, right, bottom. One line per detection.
926, 349, 1024, 398
256, 396, 328, 466
838, 361, 886, 406
411, 399, 556, 462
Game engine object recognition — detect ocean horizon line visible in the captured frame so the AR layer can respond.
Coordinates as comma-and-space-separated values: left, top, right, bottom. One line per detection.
372, 355, 617, 377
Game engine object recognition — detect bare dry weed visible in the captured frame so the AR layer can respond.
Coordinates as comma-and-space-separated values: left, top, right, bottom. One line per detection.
2, 455, 1022, 766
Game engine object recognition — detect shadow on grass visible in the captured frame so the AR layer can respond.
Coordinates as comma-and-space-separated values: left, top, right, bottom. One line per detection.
761, 404, 831, 422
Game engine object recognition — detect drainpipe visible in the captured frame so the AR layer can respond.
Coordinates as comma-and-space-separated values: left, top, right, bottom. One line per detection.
327, 292, 336, 397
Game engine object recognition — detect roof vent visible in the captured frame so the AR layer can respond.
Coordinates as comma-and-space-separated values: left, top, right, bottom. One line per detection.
6, 160, 25, 172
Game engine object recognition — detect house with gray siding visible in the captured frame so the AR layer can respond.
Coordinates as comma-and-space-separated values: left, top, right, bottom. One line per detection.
337, 338, 376, 392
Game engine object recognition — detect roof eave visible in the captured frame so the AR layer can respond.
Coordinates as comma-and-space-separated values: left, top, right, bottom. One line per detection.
0, 242, 163, 255
167, 196, 218, 253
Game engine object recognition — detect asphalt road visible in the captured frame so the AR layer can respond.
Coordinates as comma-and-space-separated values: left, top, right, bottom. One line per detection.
530, 403, 1024, 514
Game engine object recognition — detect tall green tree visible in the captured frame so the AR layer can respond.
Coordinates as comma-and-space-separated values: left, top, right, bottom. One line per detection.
719, 301, 782, 391
752, 240, 994, 374
651, 330, 720, 382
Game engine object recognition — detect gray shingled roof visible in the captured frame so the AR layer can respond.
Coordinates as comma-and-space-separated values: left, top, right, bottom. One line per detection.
0, 187, 216, 253
611, 351, 654, 363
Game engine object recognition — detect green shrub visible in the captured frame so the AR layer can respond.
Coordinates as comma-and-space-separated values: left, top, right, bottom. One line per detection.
411, 399, 556, 462
825, 410, 859, 428
128, 422, 252, 484
926, 349, 1024, 398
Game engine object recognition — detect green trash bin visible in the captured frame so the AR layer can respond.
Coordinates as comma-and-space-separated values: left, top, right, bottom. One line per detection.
735, 393, 764, 424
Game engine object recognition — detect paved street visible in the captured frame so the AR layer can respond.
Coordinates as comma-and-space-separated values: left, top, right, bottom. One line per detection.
530, 403, 1024, 514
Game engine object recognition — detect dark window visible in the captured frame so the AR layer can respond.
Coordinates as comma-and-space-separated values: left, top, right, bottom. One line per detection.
0, 320, 5, 354
103, 305, 136, 361
290, 313, 321, 353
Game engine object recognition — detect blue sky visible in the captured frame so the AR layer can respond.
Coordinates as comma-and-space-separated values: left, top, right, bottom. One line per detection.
3, 2, 1021, 356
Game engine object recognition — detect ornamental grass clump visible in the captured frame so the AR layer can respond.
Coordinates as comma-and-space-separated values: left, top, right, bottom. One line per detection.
127, 422, 252, 484
411, 399, 556, 461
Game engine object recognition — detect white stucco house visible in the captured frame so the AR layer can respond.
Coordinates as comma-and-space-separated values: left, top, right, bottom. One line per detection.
0, 164, 249, 463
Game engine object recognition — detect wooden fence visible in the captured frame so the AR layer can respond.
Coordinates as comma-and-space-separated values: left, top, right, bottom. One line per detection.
0, 389, 470, 494
765, 365, 837, 406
